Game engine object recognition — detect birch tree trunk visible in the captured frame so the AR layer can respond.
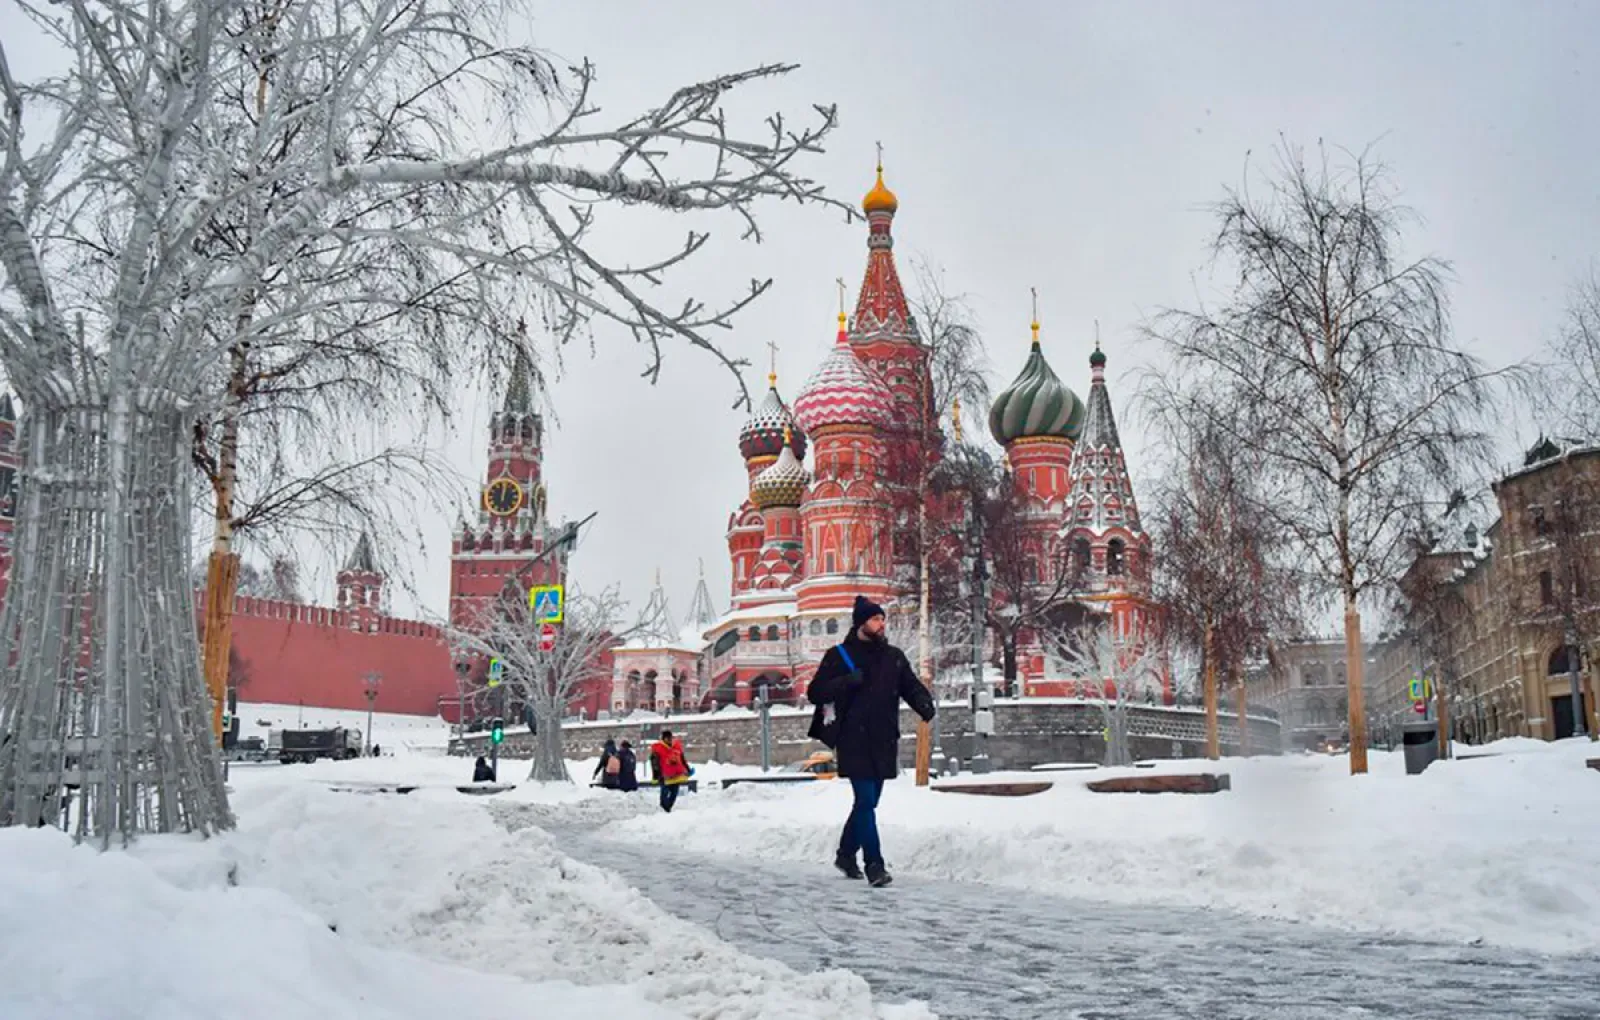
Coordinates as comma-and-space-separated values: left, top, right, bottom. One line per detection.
1234, 672, 1249, 757
1203, 619, 1220, 760
1344, 597, 1369, 773
200, 350, 245, 746
915, 495, 933, 786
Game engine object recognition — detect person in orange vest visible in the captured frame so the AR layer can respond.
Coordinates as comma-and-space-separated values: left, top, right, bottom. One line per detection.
649, 729, 691, 813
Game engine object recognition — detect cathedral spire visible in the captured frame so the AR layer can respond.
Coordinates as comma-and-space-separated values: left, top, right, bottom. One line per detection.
502, 348, 535, 416
1063, 338, 1141, 543
686, 559, 718, 632
852, 156, 912, 340
342, 531, 378, 574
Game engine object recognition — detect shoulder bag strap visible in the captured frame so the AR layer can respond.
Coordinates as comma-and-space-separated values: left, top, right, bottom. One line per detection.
836, 643, 856, 673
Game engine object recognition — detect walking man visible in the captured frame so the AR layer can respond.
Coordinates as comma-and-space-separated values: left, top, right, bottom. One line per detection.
649, 729, 690, 813
807, 595, 935, 888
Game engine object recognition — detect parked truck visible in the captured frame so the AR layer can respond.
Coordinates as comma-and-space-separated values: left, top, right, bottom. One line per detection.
276, 727, 363, 764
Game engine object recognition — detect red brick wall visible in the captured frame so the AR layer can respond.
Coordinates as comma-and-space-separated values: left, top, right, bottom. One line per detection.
225, 595, 453, 716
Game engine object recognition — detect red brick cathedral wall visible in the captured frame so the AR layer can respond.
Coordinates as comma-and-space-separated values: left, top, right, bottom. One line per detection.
223, 595, 453, 716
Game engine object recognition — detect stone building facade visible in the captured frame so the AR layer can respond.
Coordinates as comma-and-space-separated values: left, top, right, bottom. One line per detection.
1369, 440, 1600, 743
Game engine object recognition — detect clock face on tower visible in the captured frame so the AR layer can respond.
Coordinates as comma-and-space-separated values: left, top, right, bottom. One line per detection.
483, 477, 524, 517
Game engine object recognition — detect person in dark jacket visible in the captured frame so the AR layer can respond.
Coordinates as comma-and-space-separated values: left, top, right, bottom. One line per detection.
807, 595, 935, 888
616, 741, 639, 792
594, 738, 620, 788
472, 755, 496, 783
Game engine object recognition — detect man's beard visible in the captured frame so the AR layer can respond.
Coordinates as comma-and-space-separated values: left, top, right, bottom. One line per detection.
864, 626, 887, 643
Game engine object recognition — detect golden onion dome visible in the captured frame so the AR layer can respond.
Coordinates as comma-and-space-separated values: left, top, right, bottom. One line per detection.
862, 163, 898, 215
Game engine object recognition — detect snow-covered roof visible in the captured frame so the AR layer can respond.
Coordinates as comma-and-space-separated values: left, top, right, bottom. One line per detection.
705, 598, 798, 634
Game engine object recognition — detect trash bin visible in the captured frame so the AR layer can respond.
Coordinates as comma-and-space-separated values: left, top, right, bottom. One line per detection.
1401, 721, 1439, 775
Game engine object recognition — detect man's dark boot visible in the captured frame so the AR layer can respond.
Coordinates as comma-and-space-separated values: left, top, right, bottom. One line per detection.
865, 861, 892, 888
834, 853, 864, 880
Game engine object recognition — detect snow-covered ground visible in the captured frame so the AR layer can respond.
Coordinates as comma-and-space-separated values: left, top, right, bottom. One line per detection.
8, 723, 1598, 1019
604, 737, 1600, 956
1, 737, 929, 1020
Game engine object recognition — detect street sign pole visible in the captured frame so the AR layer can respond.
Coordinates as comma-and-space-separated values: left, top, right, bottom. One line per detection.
488, 657, 504, 780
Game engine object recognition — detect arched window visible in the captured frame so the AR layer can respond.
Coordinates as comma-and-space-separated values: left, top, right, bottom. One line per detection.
1106, 539, 1126, 576
1549, 645, 1580, 676
825, 618, 839, 635
809, 619, 822, 636
1074, 537, 1092, 574
766, 624, 780, 642
1307, 697, 1327, 726
747, 625, 761, 642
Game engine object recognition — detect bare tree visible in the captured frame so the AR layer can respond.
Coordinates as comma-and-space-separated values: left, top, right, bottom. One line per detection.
1544, 270, 1600, 440
0, 0, 849, 840
450, 586, 651, 782
1148, 142, 1505, 774
1045, 618, 1163, 767
933, 439, 1088, 691
1145, 386, 1307, 758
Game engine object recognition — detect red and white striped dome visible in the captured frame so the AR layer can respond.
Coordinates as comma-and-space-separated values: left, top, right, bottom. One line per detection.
793, 323, 894, 433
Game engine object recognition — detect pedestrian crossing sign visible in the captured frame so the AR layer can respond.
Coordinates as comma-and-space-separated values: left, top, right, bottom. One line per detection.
530, 584, 564, 624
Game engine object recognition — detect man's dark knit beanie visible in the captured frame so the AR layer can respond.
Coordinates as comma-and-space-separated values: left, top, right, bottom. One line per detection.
852, 595, 886, 630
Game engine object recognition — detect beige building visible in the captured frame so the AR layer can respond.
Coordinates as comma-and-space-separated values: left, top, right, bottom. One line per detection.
1277, 639, 1378, 751
1369, 440, 1600, 743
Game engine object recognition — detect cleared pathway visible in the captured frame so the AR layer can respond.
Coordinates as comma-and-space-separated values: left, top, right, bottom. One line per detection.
498, 803, 1600, 1020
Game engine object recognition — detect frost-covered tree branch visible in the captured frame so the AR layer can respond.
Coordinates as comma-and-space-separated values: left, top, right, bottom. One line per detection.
448, 586, 656, 782
1043, 620, 1163, 767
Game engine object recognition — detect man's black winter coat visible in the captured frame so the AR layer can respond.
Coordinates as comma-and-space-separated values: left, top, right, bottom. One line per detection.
807, 633, 936, 779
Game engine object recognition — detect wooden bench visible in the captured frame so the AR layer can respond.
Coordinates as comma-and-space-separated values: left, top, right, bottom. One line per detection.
327, 783, 419, 795
932, 781, 1054, 797
1087, 773, 1231, 794
1586, 758, 1600, 773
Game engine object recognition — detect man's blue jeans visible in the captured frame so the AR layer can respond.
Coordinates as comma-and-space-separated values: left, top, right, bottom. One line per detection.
838, 776, 885, 867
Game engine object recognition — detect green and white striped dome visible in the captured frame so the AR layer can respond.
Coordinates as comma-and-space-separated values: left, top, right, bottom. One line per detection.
988, 334, 1085, 445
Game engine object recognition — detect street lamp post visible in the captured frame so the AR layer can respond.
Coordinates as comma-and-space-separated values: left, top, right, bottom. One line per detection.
362, 671, 381, 755
757, 683, 772, 772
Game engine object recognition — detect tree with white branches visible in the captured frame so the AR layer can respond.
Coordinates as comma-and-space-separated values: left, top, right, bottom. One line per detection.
1045, 618, 1163, 768
450, 586, 652, 782
0, 0, 850, 841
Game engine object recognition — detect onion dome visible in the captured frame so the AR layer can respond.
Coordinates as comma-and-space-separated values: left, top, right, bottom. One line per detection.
989, 317, 1086, 446
862, 161, 898, 215
738, 380, 807, 461
751, 429, 809, 508
794, 314, 895, 434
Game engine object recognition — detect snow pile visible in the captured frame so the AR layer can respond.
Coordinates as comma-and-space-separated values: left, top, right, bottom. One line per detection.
606, 739, 1600, 954
212, 775, 927, 1019
0, 747, 930, 1020
0, 826, 674, 1020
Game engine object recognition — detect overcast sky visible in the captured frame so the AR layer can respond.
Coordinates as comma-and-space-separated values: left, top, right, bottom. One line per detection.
388, 0, 1597, 628
8, 1, 1599, 624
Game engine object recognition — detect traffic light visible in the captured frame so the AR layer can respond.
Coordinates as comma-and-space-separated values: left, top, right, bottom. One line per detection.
489, 717, 505, 745
221, 710, 231, 729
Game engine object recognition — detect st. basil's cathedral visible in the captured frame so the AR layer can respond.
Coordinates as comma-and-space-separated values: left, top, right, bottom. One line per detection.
0, 164, 1161, 722
607, 164, 1162, 715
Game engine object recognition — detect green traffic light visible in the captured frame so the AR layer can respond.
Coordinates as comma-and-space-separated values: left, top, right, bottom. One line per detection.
490, 717, 504, 744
